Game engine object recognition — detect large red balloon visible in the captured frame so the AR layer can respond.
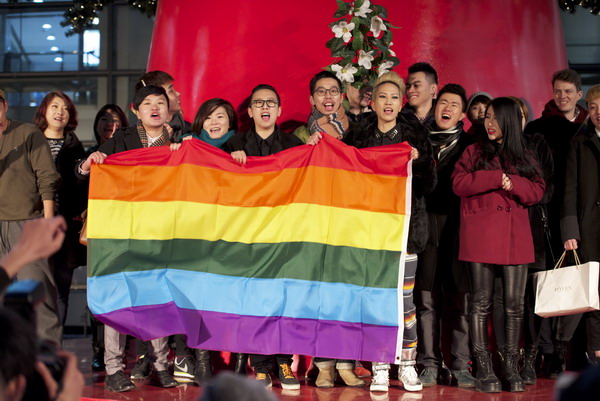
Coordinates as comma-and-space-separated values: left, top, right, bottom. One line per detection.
148, 0, 567, 127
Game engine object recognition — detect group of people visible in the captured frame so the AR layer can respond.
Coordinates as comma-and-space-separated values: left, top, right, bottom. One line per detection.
0, 62, 599, 397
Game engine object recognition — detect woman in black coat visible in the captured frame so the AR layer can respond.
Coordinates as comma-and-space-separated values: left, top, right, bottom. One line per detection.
34, 91, 88, 327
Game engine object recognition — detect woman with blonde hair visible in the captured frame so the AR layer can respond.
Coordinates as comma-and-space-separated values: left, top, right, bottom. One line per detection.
347, 71, 436, 393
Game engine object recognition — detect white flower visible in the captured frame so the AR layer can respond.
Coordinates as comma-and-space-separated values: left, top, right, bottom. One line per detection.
378, 61, 394, 76
370, 16, 387, 37
351, 0, 372, 18
332, 21, 355, 43
389, 42, 396, 57
358, 50, 374, 70
331, 64, 358, 83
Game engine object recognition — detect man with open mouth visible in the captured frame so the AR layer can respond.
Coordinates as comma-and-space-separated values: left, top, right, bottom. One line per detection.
415, 83, 475, 389
293, 71, 350, 145
223, 84, 304, 390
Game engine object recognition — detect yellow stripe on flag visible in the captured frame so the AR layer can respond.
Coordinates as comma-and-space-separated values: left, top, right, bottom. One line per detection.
88, 199, 406, 251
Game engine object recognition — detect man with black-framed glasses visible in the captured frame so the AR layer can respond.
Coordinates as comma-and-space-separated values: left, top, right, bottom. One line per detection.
222, 84, 304, 390
293, 71, 350, 144
291, 71, 366, 388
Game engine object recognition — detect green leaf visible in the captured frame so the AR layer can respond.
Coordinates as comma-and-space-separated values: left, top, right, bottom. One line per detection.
358, 66, 370, 76
354, 0, 364, 9
334, 0, 350, 18
381, 30, 391, 45
378, 6, 388, 19
332, 47, 354, 58
351, 16, 362, 27
389, 56, 400, 66
352, 30, 364, 51
332, 37, 345, 49
331, 38, 346, 53
339, 48, 356, 59
370, 38, 382, 48
333, 9, 347, 18
326, 37, 337, 49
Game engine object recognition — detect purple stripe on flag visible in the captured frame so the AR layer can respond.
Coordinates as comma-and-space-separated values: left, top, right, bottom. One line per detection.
95, 302, 399, 363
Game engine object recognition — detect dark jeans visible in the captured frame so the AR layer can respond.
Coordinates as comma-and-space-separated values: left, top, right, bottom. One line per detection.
175, 334, 194, 356
50, 252, 75, 326
469, 262, 527, 355
558, 311, 600, 352
416, 289, 470, 370
249, 354, 293, 374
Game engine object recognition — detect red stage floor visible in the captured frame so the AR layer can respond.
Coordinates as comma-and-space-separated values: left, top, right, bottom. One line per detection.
64, 337, 560, 401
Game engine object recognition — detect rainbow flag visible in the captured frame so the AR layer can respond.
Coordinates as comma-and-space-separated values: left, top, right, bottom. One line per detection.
87, 134, 412, 363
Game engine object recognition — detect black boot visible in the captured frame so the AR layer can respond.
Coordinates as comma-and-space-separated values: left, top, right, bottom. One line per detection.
474, 352, 501, 393
520, 346, 537, 385
194, 349, 213, 386
549, 341, 567, 379
500, 351, 525, 392
234, 353, 248, 375
91, 344, 105, 372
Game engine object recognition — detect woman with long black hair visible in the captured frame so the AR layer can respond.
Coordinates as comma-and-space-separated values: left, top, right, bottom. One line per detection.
452, 97, 545, 393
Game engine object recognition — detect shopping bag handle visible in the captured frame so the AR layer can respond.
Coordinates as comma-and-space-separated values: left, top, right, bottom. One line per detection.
553, 249, 582, 269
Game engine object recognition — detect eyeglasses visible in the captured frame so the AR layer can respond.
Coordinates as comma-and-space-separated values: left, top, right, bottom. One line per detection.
252, 99, 278, 108
314, 87, 341, 96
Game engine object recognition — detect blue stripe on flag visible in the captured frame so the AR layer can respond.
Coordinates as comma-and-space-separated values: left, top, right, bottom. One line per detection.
88, 269, 398, 326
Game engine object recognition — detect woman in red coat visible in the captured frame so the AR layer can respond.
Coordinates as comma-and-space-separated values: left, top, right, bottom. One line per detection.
452, 97, 545, 393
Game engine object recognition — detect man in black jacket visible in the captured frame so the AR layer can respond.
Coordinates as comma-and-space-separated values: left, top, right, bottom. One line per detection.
524, 69, 589, 376
223, 84, 303, 391
561, 84, 600, 365
414, 84, 475, 388
401, 62, 439, 129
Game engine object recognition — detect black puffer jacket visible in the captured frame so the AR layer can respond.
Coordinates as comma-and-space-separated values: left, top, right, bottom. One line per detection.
347, 113, 436, 254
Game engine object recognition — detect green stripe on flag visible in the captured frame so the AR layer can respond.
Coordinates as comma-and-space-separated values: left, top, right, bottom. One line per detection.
89, 238, 400, 289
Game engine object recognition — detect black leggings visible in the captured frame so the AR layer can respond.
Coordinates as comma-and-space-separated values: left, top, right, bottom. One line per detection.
469, 262, 527, 355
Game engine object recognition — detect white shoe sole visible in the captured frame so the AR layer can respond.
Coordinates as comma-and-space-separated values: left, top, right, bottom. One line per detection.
173, 376, 194, 384
281, 383, 301, 390
402, 383, 423, 391
370, 384, 389, 392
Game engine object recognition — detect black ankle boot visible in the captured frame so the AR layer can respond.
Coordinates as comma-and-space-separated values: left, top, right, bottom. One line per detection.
234, 353, 248, 375
194, 349, 213, 386
91, 345, 105, 372
549, 341, 567, 379
474, 352, 501, 393
500, 351, 525, 392
520, 347, 537, 385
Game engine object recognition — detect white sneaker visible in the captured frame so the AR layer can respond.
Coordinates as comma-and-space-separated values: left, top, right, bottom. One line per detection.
370, 366, 389, 392
398, 365, 423, 391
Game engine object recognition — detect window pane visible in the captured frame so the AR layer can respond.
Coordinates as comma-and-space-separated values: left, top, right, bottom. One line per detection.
0, 10, 101, 72
561, 11, 600, 65
115, 5, 153, 70
0, 77, 104, 144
